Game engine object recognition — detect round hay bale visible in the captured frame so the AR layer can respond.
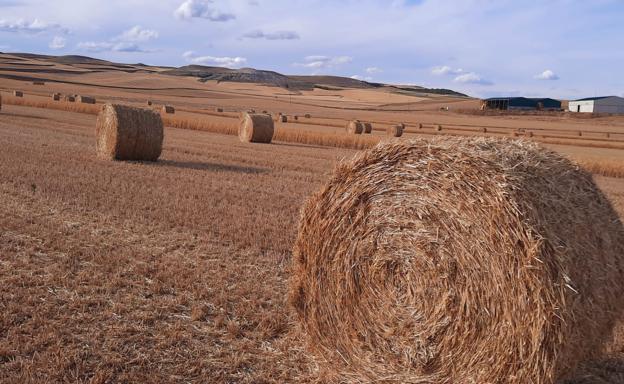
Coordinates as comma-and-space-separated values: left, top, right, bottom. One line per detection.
305, 114, 311, 118
64, 95, 75, 102
280, 115, 288, 123
239, 112, 274, 144
346, 120, 364, 134
387, 125, 403, 137
78, 95, 96, 104
578, 131, 583, 137
162, 105, 175, 114
147, 100, 153, 106
289, 138, 624, 384
294, 115, 299, 121
527, 131, 534, 138
417, 123, 423, 129
13, 91, 23, 98
363, 122, 373, 134
606, 132, 611, 139
52, 93, 61, 101
436, 124, 442, 131
216, 107, 223, 113
96, 103, 164, 161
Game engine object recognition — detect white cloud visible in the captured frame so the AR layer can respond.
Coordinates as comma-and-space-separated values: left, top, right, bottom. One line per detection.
174, 0, 235, 21
534, 69, 559, 81
242, 30, 300, 40
365, 67, 382, 74
297, 55, 352, 70
351, 75, 373, 81
77, 41, 147, 53
117, 26, 158, 42
432, 65, 464, 76
0, 18, 67, 34
454, 72, 493, 85
183, 51, 247, 68
49, 36, 66, 50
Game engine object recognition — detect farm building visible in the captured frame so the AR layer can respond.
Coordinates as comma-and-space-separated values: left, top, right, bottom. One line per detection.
483, 97, 561, 111
568, 96, 624, 114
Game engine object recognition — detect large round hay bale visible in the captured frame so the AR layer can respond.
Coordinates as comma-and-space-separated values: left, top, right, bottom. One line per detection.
346, 120, 363, 134
162, 105, 175, 114
280, 115, 288, 123
78, 95, 96, 104
239, 112, 274, 144
387, 125, 403, 137
289, 138, 624, 384
147, 100, 153, 106
363, 122, 373, 134
52, 93, 61, 101
13, 91, 23, 97
65, 95, 75, 102
96, 103, 164, 161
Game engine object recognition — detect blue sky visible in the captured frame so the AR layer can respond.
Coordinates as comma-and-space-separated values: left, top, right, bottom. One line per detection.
1, 0, 623, 99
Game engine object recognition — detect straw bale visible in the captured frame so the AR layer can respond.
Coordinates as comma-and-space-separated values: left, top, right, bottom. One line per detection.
96, 103, 164, 161
346, 120, 364, 134
239, 112, 274, 143
290, 137, 624, 384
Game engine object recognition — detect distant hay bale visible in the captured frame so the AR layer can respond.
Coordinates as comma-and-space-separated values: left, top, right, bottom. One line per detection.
216, 107, 223, 113
33, 81, 45, 85
147, 100, 153, 106
606, 132, 611, 139
262, 110, 268, 114
239, 112, 274, 144
290, 138, 624, 384
418, 123, 423, 129
52, 93, 61, 101
280, 115, 288, 123
436, 124, 443, 131
305, 114, 311, 118
96, 103, 164, 161
294, 115, 299, 121
482, 127, 488, 133
162, 105, 175, 114
346, 120, 364, 134
387, 125, 403, 137
13, 91, 23, 97
527, 131, 534, 138
578, 131, 583, 137
78, 95, 96, 104
64, 95, 75, 102
363, 122, 373, 134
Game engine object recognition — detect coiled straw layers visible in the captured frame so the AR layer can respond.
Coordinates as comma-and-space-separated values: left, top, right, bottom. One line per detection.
239, 112, 274, 143
96, 103, 164, 161
346, 120, 363, 134
290, 137, 624, 384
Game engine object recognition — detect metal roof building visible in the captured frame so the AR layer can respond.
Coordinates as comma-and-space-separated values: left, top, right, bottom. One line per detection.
483, 97, 561, 111
568, 96, 624, 114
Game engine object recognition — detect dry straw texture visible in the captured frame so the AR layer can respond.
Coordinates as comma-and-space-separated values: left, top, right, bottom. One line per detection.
346, 120, 364, 134
162, 105, 175, 114
96, 103, 164, 161
387, 124, 403, 137
13, 91, 23, 97
238, 112, 274, 143
363, 122, 373, 134
78, 95, 96, 104
290, 137, 624, 384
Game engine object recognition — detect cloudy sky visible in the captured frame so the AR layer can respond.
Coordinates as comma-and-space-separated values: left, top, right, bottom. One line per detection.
1, 0, 623, 98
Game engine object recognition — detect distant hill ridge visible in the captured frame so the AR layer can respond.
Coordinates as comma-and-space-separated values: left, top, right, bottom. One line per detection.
2, 52, 468, 97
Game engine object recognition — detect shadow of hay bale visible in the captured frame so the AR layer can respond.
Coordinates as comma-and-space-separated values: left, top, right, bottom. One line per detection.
151, 159, 268, 174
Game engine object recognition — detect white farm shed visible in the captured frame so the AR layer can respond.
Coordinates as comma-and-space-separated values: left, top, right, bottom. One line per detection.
569, 96, 624, 114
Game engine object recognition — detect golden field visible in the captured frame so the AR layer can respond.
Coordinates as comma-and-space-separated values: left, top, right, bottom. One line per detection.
1, 52, 624, 383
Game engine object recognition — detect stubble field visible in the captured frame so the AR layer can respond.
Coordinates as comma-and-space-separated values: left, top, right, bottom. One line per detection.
1, 52, 624, 383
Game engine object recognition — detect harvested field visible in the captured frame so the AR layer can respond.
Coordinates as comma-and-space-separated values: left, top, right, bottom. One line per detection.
0, 104, 623, 383
1, 50, 624, 383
